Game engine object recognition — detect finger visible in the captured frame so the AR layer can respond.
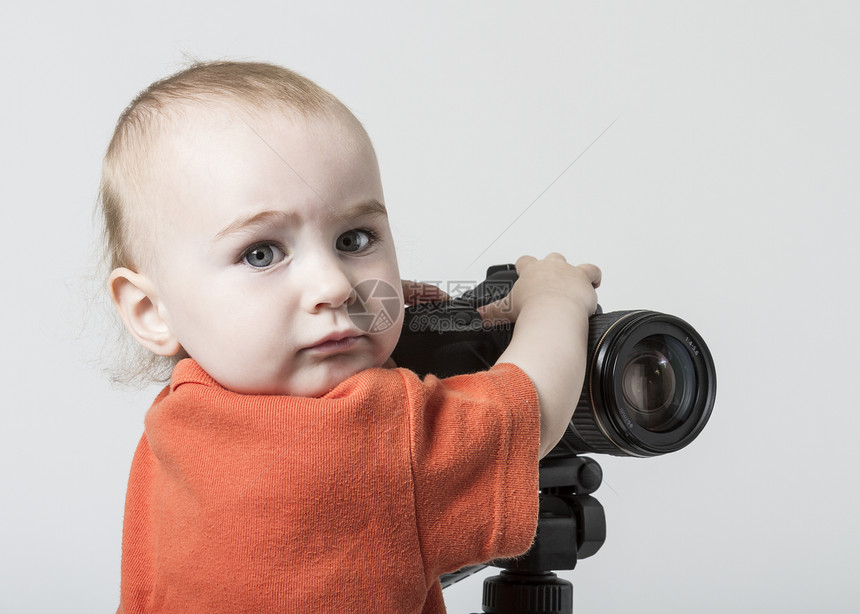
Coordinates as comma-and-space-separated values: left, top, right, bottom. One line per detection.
514, 254, 537, 273
476, 296, 514, 325
516, 252, 568, 274
401, 280, 450, 306
577, 263, 602, 289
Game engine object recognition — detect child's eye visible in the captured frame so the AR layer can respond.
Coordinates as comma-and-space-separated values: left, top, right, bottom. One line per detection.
243, 244, 285, 268
336, 229, 376, 253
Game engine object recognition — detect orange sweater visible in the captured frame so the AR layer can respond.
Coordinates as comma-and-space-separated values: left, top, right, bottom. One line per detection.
119, 359, 540, 613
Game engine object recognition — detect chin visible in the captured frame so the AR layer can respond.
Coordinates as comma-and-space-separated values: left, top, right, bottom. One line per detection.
314, 357, 385, 396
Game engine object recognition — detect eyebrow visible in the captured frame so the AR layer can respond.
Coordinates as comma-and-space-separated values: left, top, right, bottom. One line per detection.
345, 199, 388, 220
214, 199, 388, 241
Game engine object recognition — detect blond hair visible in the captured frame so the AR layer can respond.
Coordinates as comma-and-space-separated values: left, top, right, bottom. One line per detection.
97, 60, 362, 385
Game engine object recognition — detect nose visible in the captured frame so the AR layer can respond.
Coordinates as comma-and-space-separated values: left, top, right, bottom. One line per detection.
300, 254, 355, 313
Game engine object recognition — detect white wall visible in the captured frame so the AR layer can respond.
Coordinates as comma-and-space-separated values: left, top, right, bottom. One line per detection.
2, 2, 858, 612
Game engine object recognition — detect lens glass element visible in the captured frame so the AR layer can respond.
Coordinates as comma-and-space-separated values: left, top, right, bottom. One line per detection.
621, 335, 696, 432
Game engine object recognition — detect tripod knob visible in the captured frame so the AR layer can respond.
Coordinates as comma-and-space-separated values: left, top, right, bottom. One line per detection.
482, 570, 572, 614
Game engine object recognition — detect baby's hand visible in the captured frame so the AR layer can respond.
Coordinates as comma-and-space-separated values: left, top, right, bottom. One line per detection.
401, 280, 450, 306
479, 253, 601, 324
483, 253, 601, 458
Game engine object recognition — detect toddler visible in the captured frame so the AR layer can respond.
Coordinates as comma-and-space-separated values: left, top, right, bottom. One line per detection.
101, 60, 600, 613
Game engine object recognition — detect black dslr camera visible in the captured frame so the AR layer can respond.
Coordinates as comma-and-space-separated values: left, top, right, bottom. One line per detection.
392, 264, 716, 459
391, 264, 717, 613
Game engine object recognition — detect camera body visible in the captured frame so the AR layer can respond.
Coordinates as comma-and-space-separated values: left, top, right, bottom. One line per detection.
391, 265, 716, 458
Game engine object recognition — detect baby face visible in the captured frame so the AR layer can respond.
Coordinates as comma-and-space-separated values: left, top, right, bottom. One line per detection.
139, 106, 402, 396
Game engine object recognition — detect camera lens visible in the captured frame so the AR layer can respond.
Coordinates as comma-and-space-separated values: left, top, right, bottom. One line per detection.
621, 335, 695, 433
551, 311, 716, 458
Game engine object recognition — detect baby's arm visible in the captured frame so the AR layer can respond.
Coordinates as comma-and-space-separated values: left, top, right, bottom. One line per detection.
480, 254, 601, 458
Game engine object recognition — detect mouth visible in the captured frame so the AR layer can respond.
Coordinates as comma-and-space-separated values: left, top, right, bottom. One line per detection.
303, 331, 364, 355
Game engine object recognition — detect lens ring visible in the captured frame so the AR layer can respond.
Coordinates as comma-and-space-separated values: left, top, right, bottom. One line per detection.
573, 311, 716, 457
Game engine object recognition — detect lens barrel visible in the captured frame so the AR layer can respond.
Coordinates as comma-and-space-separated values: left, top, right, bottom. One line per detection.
548, 311, 716, 458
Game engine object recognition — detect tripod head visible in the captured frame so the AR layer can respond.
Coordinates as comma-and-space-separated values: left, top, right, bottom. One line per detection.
478, 455, 606, 614
441, 455, 606, 613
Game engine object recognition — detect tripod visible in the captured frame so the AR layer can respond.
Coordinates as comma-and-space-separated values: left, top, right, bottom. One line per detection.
473, 455, 606, 614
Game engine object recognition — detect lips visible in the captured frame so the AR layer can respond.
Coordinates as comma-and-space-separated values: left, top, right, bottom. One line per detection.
303, 331, 363, 354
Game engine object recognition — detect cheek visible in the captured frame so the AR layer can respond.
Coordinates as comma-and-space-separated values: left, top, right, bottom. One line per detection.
179, 300, 289, 378
367, 245, 401, 290
160, 276, 267, 350
372, 305, 404, 360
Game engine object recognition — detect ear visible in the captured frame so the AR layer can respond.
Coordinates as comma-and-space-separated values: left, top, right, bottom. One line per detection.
108, 268, 182, 356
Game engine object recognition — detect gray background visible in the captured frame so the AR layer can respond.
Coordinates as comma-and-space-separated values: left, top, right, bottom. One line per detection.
2, 2, 858, 612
